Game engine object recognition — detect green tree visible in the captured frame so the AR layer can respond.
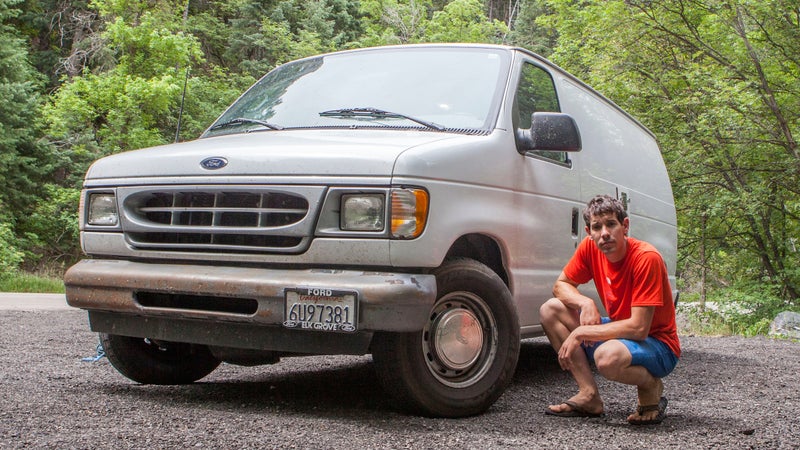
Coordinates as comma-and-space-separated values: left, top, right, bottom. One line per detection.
0, 222, 24, 276
359, 0, 507, 45
43, 0, 245, 179
427, 0, 507, 42
505, 0, 556, 56
17, 185, 82, 270
359, 0, 432, 44
0, 0, 55, 273
188, 0, 363, 79
10, 0, 100, 89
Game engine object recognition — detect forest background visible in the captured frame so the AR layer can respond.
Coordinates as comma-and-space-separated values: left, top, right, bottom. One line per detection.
0, 0, 798, 335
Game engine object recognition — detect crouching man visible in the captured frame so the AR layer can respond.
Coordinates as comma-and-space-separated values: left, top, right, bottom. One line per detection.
540, 194, 680, 425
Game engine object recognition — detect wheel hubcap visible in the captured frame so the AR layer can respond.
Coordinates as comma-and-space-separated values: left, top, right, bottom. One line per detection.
433, 308, 483, 370
422, 291, 498, 388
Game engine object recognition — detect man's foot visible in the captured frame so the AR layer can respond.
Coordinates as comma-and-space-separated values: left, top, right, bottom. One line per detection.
545, 394, 604, 417
627, 378, 665, 424
545, 400, 604, 417
628, 396, 667, 425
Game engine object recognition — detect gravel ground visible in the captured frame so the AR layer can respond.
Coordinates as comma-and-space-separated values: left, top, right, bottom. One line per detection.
1, 309, 799, 449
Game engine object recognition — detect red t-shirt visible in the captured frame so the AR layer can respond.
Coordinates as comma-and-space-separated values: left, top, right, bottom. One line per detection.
563, 236, 681, 358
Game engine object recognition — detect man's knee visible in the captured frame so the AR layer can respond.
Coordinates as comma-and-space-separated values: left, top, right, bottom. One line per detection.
594, 341, 630, 379
539, 298, 562, 324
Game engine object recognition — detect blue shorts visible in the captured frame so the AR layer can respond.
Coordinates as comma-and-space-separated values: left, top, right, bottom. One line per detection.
582, 318, 679, 378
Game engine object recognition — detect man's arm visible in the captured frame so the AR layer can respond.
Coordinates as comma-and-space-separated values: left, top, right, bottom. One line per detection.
553, 271, 602, 326
570, 306, 655, 342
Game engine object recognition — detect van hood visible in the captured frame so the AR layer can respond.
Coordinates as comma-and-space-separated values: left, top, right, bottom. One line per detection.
85, 130, 460, 180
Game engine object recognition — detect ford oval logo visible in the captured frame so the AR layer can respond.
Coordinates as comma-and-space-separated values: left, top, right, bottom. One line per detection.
200, 157, 228, 170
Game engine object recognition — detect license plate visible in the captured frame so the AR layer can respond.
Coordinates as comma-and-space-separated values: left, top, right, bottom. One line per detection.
283, 288, 358, 332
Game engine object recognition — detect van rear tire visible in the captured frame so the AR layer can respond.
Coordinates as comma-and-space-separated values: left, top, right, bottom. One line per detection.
372, 258, 520, 417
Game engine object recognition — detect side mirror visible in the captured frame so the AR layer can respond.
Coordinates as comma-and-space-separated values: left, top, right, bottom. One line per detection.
516, 112, 582, 153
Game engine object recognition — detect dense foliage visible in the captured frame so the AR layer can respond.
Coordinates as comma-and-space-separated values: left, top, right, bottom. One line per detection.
1, 0, 797, 328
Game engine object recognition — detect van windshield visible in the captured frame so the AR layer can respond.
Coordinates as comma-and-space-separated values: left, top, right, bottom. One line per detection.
203, 47, 511, 137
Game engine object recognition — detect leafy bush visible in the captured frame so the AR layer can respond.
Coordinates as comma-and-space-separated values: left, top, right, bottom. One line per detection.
678, 284, 797, 336
677, 301, 732, 336
17, 185, 81, 271
0, 221, 24, 276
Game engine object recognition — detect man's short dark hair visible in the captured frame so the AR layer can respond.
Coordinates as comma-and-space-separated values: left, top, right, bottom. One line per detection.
583, 194, 627, 227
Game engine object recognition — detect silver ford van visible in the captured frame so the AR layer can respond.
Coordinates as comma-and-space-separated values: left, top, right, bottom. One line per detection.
65, 43, 677, 417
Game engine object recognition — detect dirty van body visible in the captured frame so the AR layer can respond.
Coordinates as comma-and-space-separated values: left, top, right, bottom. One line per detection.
65, 44, 677, 418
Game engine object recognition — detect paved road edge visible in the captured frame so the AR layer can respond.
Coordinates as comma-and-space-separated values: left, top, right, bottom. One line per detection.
0, 293, 70, 311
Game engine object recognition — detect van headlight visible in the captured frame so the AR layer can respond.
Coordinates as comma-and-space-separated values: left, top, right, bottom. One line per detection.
87, 193, 119, 226
337, 188, 428, 238
341, 194, 385, 231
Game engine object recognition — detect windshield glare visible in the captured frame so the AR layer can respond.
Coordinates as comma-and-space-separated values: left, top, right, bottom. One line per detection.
203, 47, 510, 137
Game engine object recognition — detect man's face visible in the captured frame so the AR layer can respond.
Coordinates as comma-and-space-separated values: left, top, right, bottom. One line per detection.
586, 212, 629, 263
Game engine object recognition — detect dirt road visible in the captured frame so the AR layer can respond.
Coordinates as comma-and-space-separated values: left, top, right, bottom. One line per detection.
1, 297, 798, 448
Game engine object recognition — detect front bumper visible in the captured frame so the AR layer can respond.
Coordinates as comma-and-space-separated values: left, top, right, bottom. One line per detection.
64, 259, 437, 354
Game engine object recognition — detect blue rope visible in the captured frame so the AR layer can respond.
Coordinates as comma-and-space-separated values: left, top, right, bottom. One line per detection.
82, 339, 106, 362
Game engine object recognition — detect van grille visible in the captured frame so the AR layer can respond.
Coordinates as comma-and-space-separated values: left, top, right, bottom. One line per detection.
139, 191, 307, 227
119, 186, 324, 254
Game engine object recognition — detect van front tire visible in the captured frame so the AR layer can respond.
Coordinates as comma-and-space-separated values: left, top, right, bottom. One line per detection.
100, 333, 221, 385
372, 258, 520, 417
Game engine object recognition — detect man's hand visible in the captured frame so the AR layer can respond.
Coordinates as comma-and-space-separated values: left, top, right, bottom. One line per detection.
554, 271, 601, 327
579, 302, 601, 326
577, 300, 601, 348
557, 329, 584, 371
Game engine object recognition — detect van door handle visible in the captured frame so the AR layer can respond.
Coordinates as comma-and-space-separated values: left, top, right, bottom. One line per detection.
571, 207, 580, 238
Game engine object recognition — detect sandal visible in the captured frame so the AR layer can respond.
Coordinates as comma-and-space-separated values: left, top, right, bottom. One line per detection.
628, 396, 668, 425
545, 400, 604, 418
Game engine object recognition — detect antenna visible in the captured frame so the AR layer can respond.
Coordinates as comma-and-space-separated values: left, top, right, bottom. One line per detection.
175, 0, 192, 143
175, 67, 190, 143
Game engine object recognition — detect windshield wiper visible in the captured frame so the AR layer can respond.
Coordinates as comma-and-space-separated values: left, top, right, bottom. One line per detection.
209, 117, 283, 131
319, 107, 445, 131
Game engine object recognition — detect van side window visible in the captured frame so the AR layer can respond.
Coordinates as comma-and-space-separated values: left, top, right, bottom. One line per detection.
515, 63, 567, 164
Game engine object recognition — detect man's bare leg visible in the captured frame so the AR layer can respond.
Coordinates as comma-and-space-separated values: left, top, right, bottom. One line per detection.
592, 340, 664, 422
540, 298, 604, 415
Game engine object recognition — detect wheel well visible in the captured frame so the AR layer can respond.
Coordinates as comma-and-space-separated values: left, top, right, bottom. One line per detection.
444, 234, 508, 285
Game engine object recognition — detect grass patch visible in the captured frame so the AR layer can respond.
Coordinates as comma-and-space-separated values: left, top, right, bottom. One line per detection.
677, 286, 797, 337
0, 271, 65, 293
677, 303, 732, 336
